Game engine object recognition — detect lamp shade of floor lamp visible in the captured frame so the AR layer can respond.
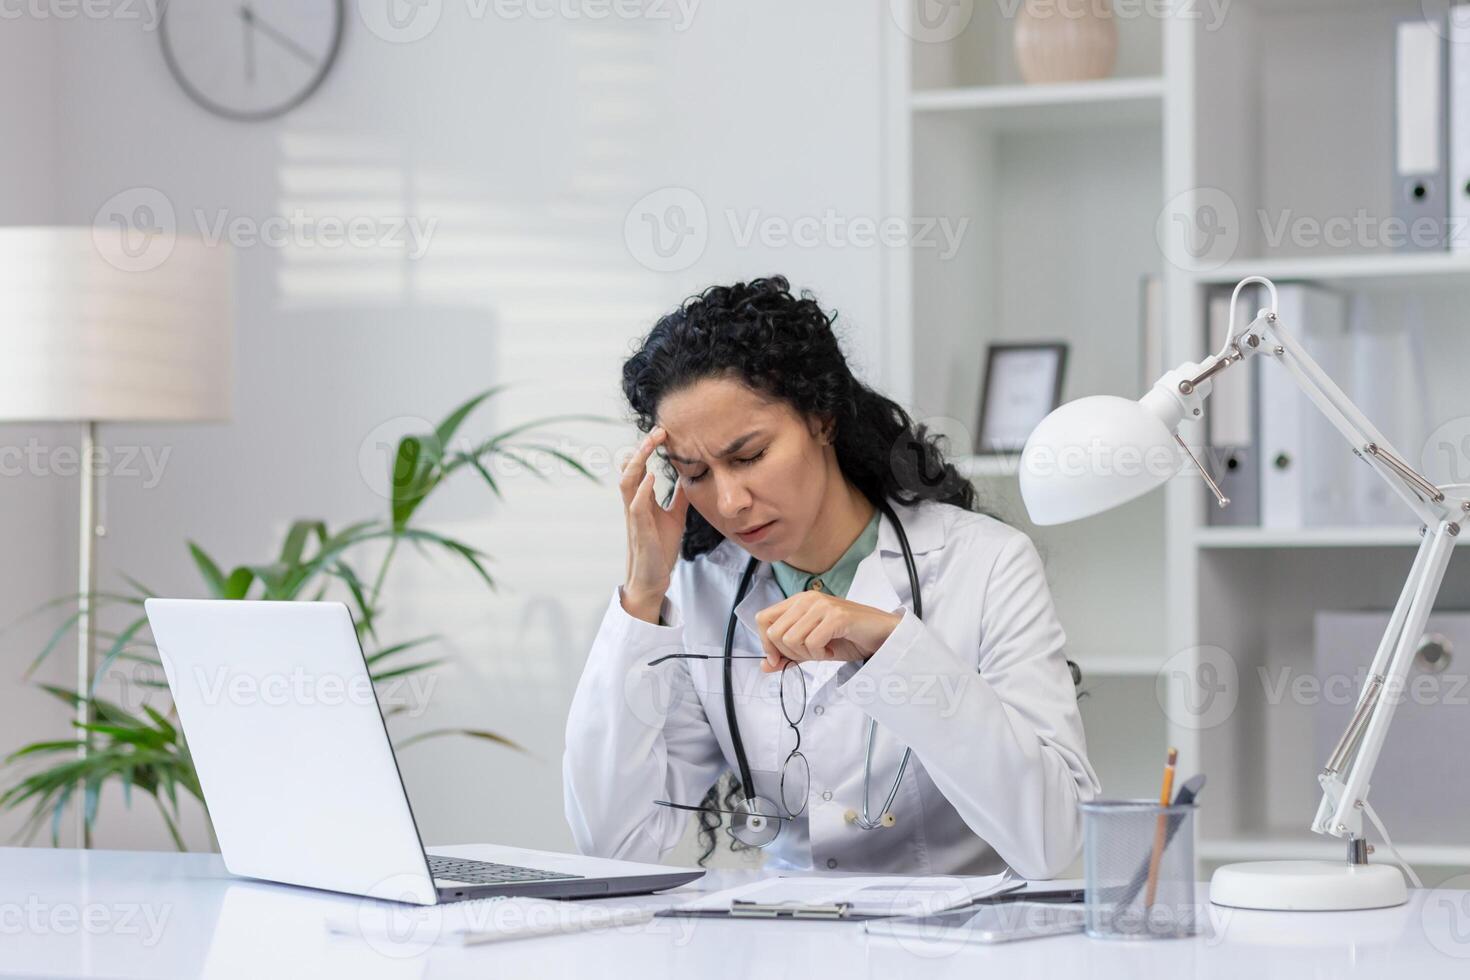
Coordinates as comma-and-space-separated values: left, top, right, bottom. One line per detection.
0, 226, 233, 847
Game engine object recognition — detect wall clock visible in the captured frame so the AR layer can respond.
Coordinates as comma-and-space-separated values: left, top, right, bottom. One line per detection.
160, 0, 345, 121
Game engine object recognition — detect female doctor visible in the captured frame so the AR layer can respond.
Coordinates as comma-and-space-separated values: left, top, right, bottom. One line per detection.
563, 277, 1100, 879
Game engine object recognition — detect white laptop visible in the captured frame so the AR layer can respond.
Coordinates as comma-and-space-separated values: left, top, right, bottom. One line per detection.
144, 598, 703, 905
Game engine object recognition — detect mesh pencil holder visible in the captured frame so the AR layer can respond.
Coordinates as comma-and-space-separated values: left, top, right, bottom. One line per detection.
1080, 799, 1199, 940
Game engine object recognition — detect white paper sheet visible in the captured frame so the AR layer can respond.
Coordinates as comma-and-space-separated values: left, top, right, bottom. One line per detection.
326, 895, 654, 947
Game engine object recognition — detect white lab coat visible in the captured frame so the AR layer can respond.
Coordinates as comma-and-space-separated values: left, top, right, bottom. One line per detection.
562, 497, 1100, 878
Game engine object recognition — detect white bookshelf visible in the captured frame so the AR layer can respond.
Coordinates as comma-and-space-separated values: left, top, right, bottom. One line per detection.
885, 0, 1170, 833
1201, 253, 1470, 290
1165, 0, 1470, 876
1193, 527, 1427, 549
885, 0, 1470, 877
910, 77, 1164, 129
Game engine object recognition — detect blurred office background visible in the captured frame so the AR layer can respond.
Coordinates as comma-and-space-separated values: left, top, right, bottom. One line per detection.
4, 1, 1470, 884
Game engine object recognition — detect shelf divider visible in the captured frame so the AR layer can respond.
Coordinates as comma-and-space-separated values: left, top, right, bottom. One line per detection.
911, 76, 1164, 131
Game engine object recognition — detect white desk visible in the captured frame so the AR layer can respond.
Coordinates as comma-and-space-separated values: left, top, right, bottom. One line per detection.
4, 846, 1470, 978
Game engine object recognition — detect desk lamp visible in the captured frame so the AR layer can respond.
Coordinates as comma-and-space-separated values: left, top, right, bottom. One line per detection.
1019, 275, 1467, 911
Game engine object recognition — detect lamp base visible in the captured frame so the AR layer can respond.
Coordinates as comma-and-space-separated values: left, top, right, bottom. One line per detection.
1209, 860, 1407, 911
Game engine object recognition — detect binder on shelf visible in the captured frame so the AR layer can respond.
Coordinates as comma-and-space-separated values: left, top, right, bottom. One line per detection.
1349, 295, 1433, 524
1255, 284, 1353, 529
1315, 610, 1470, 842
1204, 290, 1259, 527
1450, 8, 1470, 251
1394, 15, 1450, 251
1139, 274, 1165, 390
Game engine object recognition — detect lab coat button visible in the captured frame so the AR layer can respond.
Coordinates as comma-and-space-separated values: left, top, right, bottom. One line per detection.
821, 791, 833, 801
826, 858, 838, 869
813, 705, 825, 716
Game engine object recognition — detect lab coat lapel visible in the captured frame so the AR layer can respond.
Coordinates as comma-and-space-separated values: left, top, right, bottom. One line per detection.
732, 566, 781, 649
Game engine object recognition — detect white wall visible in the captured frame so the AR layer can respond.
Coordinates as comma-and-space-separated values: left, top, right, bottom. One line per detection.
0, 15, 84, 847
2, 2, 893, 858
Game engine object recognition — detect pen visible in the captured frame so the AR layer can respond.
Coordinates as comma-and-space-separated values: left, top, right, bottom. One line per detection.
1143, 747, 1177, 909
1109, 774, 1206, 913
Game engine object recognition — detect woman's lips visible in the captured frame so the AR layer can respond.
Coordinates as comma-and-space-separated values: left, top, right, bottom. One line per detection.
736, 520, 777, 543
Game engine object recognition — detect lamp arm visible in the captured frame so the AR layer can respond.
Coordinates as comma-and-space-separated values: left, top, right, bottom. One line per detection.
1157, 302, 1451, 523
1247, 309, 1446, 526
1312, 524, 1458, 840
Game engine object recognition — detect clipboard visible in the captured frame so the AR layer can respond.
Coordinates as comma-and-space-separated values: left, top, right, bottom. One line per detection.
655, 900, 887, 922
652, 883, 1082, 922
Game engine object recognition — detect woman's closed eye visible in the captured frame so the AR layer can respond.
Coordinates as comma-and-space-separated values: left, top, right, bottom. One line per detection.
682, 449, 766, 484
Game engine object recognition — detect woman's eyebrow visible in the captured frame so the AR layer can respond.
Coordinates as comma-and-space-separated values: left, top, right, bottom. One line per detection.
663, 431, 763, 465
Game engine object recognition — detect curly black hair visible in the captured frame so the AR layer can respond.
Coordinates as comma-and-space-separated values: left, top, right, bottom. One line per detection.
622, 275, 978, 560
621, 275, 981, 864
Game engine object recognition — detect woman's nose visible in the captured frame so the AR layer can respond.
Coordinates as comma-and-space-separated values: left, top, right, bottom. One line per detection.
715, 472, 751, 518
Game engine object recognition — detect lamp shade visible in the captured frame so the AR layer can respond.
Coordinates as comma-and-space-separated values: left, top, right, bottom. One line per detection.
1019, 394, 1183, 525
0, 226, 233, 422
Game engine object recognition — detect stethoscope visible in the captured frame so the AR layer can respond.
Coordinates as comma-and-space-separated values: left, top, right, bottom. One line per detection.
666, 500, 924, 849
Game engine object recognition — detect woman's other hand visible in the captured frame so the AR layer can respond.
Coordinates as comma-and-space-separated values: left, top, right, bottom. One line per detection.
753, 592, 902, 672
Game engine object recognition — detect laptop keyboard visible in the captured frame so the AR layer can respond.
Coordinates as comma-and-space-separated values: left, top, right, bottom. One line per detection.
427, 855, 584, 885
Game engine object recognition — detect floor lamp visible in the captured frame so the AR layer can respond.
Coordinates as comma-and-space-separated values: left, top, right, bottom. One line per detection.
0, 226, 232, 847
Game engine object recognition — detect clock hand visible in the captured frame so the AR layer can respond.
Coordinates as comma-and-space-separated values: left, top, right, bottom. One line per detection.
239, 5, 255, 83
241, 5, 321, 69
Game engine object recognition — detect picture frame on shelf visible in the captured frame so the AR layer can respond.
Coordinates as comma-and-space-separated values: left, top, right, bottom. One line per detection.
975, 342, 1068, 456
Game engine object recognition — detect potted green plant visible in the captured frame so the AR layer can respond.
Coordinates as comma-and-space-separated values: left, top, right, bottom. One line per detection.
1, 388, 603, 849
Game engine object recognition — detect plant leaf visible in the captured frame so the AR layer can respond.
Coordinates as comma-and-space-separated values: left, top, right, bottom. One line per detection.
331, 562, 375, 639
395, 529, 496, 590
363, 636, 438, 667
513, 443, 601, 483
51, 782, 75, 847
464, 455, 503, 500
391, 436, 430, 529
188, 543, 227, 597
118, 573, 159, 599
279, 520, 328, 570
4, 740, 86, 763
393, 728, 526, 753
90, 615, 150, 696
222, 567, 255, 600
370, 658, 447, 682
23, 608, 87, 679
491, 447, 551, 483
433, 386, 507, 454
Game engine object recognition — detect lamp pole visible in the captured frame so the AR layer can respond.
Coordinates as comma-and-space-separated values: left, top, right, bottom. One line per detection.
75, 421, 101, 849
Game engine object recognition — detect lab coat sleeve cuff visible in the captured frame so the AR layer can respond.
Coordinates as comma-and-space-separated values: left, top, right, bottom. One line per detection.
853, 606, 931, 679
840, 607, 989, 721
601, 587, 684, 660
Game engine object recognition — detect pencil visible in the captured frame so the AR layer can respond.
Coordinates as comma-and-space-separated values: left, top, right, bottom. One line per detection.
1142, 747, 1177, 910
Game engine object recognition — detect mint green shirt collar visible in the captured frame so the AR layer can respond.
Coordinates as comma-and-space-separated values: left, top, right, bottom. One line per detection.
771, 510, 881, 600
